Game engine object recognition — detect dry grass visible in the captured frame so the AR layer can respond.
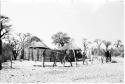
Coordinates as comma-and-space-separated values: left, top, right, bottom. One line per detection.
0, 57, 124, 83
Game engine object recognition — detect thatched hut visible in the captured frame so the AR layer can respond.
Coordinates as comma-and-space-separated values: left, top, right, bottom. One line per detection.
24, 41, 49, 61
58, 40, 80, 65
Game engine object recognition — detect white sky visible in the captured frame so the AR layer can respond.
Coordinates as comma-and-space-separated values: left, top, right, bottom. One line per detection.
1, 0, 124, 49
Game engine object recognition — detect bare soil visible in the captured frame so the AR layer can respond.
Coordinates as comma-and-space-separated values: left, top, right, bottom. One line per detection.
0, 57, 124, 83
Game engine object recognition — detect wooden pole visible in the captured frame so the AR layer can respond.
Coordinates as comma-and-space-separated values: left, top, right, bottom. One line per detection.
34, 48, 37, 65
10, 49, 13, 69
29, 48, 32, 61
28, 48, 30, 61
41, 50, 43, 67
37, 48, 39, 61
10, 54, 12, 68
42, 49, 46, 67
31, 48, 33, 60
73, 49, 77, 66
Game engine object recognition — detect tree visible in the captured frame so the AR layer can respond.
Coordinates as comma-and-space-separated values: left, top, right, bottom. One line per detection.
11, 37, 20, 60
114, 40, 122, 48
103, 40, 112, 62
94, 39, 102, 56
103, 40, 111, 51
51, 32, 71, 48
119, 44, 124, 57
16, 33, 32, 59
5, 35, 20, 60
83, 38, 91, 53
114, 40, 124, 57
0, 15, 11, 70
82, 38, 91, 64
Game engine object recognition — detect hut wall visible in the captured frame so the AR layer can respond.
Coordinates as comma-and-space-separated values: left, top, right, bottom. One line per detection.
28, 48, 45, 61
24, 48, 52, 62
29, 48, 33, 60
33, 48, 38, 61
36, 48, 39, 61
38, 49, 44, 61
24, 48, 32, 61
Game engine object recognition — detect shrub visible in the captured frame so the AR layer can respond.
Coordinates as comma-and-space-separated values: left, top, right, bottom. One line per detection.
2, 43, 13, 62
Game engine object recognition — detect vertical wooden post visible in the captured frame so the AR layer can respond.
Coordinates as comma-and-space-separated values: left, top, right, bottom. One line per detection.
10, 49, 13, 69
29, 48, 32, 61
42, 49, 46, 67
28, 48, 30, 61
34, 48, 37, 65
32, 48, 33, 61
10, 54, 12, 68
37, 48, 39, 61
42, 51, 43, 67
73, 49, 77, 66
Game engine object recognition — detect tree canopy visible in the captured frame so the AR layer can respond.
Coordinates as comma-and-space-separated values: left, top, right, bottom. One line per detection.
103, 40, 112, 51
82, 38, 91, 53
114, 40, 122, 48
51, 32, 71, 47
94, 39, 102, 48
0, 15, 11, 39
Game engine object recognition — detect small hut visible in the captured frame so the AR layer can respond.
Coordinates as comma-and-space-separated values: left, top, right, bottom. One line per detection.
58, 40, 80, 65
24, 41, 49, 61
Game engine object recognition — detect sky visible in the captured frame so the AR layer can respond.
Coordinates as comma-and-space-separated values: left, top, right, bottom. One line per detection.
1, 0, 124, 49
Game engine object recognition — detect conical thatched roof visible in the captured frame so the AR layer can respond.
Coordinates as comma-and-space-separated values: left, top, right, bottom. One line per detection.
58, 41, 80, 50
29, 41, 49, 49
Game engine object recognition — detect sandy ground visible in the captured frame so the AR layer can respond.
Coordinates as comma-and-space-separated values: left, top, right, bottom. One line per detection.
0, 57, 124, 83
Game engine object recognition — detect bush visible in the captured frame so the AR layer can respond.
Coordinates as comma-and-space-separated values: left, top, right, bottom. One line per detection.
2, 54, 11, 62
2, 43, 13, 62
111, 48, 124, 57
113, 51, 121, 56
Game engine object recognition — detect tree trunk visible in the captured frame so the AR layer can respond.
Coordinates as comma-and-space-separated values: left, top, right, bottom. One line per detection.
0, 39, 2, 70
12, 50, 18, 60
98, 47, 100, 56
20, 48, 24, 59
82, 52, 86, 65
106, 47, 108, 63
